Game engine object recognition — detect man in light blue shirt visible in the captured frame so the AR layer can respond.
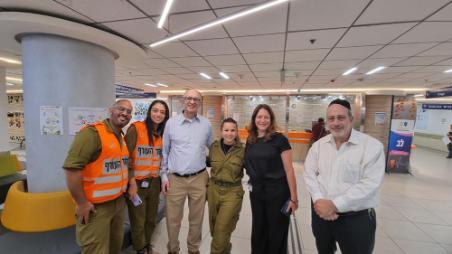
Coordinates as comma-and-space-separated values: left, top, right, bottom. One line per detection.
161, 89, 213, 254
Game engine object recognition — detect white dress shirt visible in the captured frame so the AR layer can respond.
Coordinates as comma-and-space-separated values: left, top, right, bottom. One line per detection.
304, 129, 385, 212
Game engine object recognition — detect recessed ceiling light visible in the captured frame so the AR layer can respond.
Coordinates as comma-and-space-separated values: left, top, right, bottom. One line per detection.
0, 57, 21, 64
157, 0, 174, 29
6, 82, 14, 86
200, 73, 212, 80
156, 83, 168, 87
6, 77, 22, 82
444, 68, 452, 73
150, 0, 289, 47
342, 67, 357, 76
145, 83, 158, 87
219, 72, 229, 79
365, 66, 385, 75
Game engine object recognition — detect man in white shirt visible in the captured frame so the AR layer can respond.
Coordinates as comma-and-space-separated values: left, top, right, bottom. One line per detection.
304, 99, 385, 254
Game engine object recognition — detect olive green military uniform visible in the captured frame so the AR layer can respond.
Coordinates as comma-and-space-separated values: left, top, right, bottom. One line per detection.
207, 140, 245, 254
63, 119, 129, 254
124, 125, 161, 253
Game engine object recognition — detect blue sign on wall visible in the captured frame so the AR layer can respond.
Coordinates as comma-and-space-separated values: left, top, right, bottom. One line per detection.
425, 90, 452, 98
422, 104, 452, 110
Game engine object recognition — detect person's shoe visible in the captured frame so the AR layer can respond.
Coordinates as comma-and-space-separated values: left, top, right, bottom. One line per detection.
137, 247, 148, 254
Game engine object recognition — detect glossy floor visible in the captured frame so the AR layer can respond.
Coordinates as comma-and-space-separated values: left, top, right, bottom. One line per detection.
124, 147, 452, 254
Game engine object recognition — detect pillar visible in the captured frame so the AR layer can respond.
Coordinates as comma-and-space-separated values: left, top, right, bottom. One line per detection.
21, 34, 116, 192
0, 67, 9, 151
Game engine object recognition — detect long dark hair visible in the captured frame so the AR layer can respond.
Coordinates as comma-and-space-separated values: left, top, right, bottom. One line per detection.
247, 104, 277, 144
221, 117, 240, 144
145, 100, 169, 146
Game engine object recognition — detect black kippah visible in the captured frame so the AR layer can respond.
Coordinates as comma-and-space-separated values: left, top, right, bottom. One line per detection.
328, 99, 351, 110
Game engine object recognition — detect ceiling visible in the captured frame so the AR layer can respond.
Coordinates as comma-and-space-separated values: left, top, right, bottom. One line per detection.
2, 0, 452, 93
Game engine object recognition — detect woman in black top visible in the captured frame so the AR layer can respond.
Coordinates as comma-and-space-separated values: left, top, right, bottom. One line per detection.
245, 104, 298, 254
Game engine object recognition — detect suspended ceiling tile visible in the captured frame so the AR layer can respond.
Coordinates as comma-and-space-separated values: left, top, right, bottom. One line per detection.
327, 45, 381, 61
167, 10, 229, 40
338, 23, 415, 47
285, 49, 329, 62
243, 52, 284, 64
284, 61, 320, 70
145, 58, 180, 68
103, 18, 167, 44
356, 0, 450, 25
371, 43, 437, 58
396, 56, 449, 66
216, 65, 250, 72
204, 55, 246, 66
418, 42, 452, 56
233, 34, 285, 53
56, 0, 146, 22
186, 38, 239, 56
165, 67, 194, 74
289, 0, 369, 30
286, 29, 346, 51
151, 42, 198, 57
394, 22, 452, 44
215, 3, 287, 37
129, 0, 209, 16
427, 3, 452, 21
249, 63, 283, 72
208, 0, 265, 9
170, 56, 212, 67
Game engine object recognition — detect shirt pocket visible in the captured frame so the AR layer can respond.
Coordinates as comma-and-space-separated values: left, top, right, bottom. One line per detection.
341, 161, 361, 184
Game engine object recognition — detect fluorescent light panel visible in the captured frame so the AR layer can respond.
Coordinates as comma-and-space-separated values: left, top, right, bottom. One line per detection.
157, 0, 174, 29
200, 73, 212, 79
6, 82, 15, 86
156, 83, 168, 87
366, 66, 385, 75
6, 77, 22, 82
444, 68, 452, 73
219, 72, 229, 79
145, 83, 158, 87
342, 67, 357, 76
0, 57, 21, 64
150, 0, 289, 47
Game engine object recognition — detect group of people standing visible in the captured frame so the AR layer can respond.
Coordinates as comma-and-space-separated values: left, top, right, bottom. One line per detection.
63, 89, 385, 254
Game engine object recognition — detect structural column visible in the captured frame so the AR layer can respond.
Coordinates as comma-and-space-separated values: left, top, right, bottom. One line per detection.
21, 34, 116, 192
0, 67, 9, 151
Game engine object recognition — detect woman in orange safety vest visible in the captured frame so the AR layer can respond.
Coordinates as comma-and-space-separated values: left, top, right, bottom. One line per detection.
125, 100, 169, 254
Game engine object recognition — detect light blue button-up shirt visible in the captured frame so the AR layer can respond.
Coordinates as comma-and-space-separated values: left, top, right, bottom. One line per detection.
161, 113, 213, 182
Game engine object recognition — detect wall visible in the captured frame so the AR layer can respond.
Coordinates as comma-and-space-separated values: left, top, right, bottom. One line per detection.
363, 95, 392, 153
414, 102, 451, 152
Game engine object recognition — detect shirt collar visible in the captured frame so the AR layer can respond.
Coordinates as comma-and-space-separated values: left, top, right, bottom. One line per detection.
325, 128, 359, 145
177, 113, 200, 125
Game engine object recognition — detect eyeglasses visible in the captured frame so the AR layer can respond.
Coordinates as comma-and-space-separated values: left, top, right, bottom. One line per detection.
114, 106, 132, 115
184, 96, 201, 103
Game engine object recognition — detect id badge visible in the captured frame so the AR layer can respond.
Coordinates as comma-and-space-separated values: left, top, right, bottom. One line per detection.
141, 180, 150, 189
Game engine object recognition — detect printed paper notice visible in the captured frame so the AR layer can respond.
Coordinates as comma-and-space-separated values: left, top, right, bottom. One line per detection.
68, 107, 108, 135
40, 106, 63, 135
374, 112, 386, 126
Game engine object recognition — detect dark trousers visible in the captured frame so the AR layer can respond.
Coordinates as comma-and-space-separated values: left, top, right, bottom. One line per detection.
448, 143, 452, 157
250, 178, 290, 254
311, 204, 376, 254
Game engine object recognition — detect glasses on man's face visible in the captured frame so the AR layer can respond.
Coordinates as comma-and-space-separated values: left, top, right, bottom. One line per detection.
184, 96, 201, 103
114, 106, 132, 115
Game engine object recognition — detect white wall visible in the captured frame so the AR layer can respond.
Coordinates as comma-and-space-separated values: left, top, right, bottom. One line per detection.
415, 103, 452, 136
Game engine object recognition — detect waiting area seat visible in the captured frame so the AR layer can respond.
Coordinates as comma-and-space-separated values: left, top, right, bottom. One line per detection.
0, 151, 26, 204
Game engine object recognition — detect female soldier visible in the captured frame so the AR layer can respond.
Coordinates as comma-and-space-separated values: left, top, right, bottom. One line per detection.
126, 100, 169, 254
207, 117, 245, 254
245, 104, 298, 254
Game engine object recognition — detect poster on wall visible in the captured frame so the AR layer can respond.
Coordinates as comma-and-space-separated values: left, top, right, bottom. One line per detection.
131, 101, 152, 122
40, 105, 63, 135
387, 96, 416, 173
68, 107, 108, 135
374, 112, 386, 126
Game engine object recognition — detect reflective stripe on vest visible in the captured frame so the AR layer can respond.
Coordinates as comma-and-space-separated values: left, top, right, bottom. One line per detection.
131, 121, 162, 180
82, 122, 129, 203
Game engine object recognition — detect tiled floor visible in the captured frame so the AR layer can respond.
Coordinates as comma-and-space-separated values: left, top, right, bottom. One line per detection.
123, 146, 452, 254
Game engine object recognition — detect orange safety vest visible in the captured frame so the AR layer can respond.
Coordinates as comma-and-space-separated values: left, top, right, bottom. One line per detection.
82, 122, 129, 204
130, 121, 162, 180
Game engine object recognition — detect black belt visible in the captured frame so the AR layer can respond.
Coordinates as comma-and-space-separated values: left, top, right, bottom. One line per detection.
173, 168, 206, 178
212, 179, 241, 187
338, 208, 374, 217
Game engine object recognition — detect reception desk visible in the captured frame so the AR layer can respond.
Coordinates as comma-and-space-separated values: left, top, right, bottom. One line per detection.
238, 129, 311, 162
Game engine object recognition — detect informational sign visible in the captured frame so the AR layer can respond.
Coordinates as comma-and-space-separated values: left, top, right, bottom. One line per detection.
40, 106, 63, 135
115, 84, 157, 98
68, 107, 108, 135
425, 90, 452, 98
374, 112, 386, 126
387, 96, 416, 173
422, 104, 452, 110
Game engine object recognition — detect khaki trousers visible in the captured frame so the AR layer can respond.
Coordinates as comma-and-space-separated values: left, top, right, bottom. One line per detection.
76, 196, 125, 254
207, 183, 244, 254
127, 177, 161, 251
165, 170, 209, 253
